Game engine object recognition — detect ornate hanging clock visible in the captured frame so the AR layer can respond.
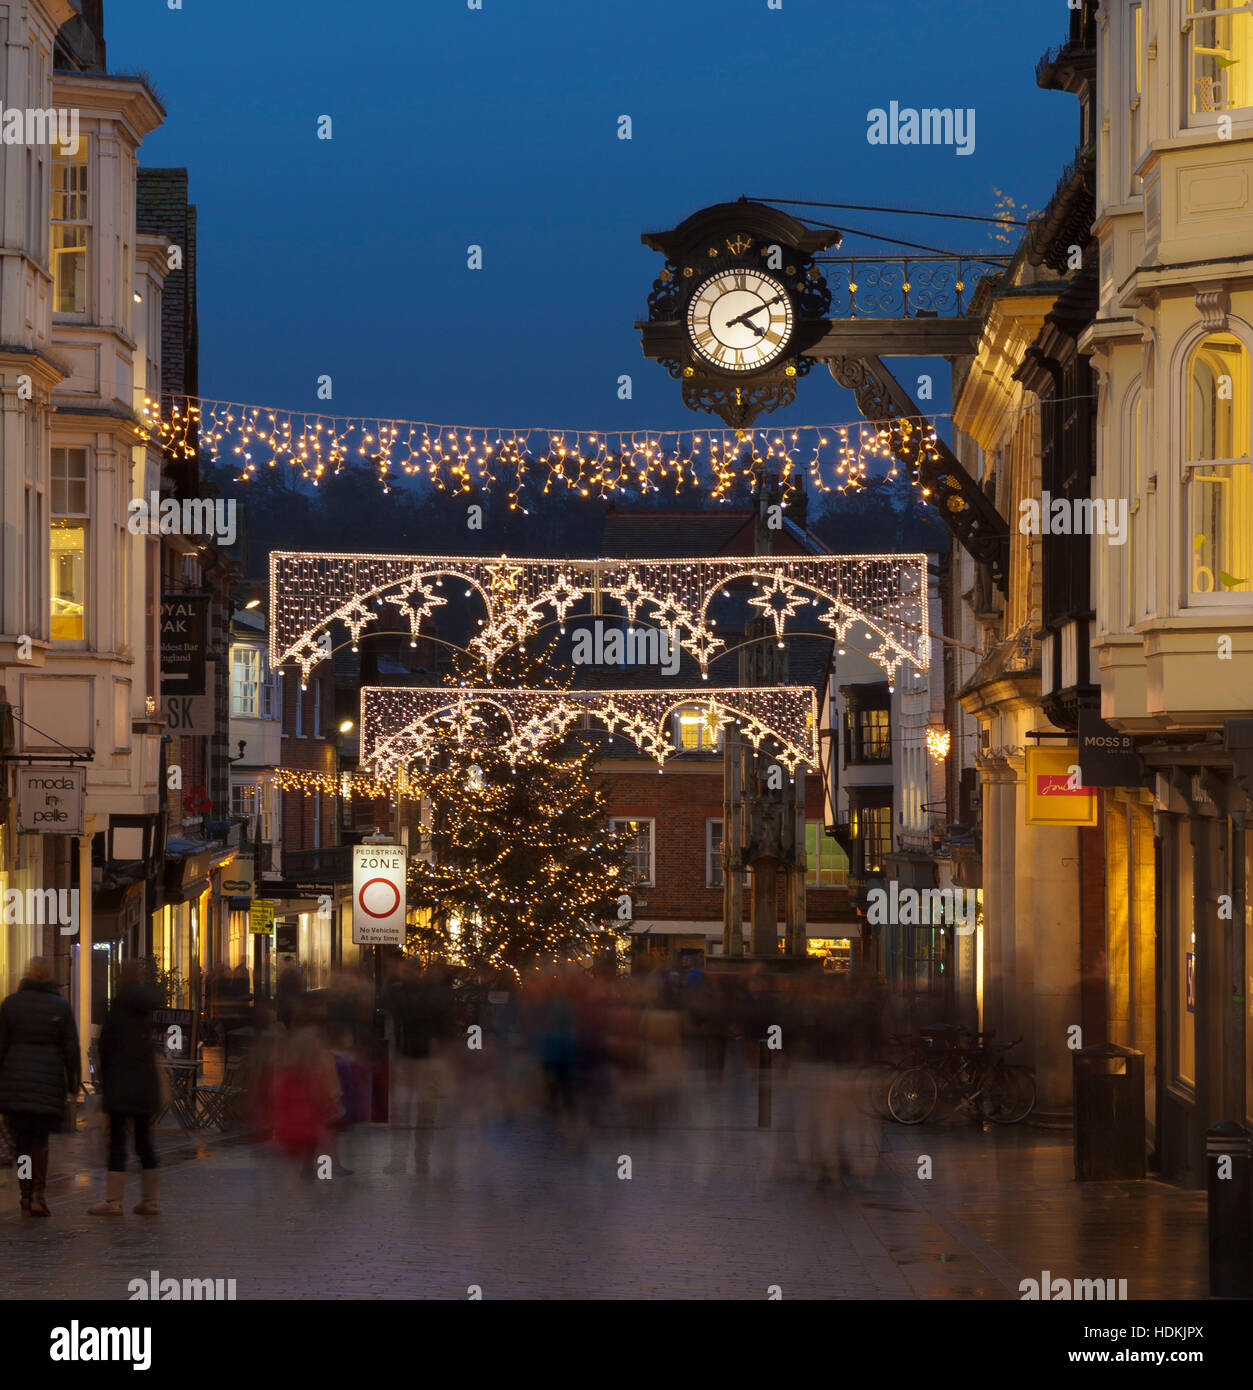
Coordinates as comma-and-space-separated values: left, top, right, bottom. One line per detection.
636, 199, 841, 428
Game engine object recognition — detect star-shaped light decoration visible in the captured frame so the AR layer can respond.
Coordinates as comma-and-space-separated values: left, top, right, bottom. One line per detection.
747, 573, 807, 641
538, 570, 588, 626
385, 570, 448, 639
699, 698, 732, 744
487, 557, 524, 594
335, 595, 380, 649
645, 592, 696, 647
604, 569, 652, 624
438, 698, 486, 747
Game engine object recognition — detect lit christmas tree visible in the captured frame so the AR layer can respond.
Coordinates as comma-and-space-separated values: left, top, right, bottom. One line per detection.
404, 633, 632, 972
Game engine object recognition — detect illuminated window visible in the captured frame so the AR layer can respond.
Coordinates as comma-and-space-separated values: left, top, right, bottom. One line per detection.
50, 447, 88, 641
610, 817, 654, 886
672, 702, 723, 752
707, 818, 724, 886
1186, 0, 1252, 117
231, 646, 261, 716
706, 819, 750, 889
1128, 4, 1146, 188
843, 683, 892, 764
1186, 334, 1252, 598
51, 135, 88, 314
805, 821, 849, 886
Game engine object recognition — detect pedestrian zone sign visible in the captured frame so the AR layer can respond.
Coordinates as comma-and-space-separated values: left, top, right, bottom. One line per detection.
352, 844, 407, 945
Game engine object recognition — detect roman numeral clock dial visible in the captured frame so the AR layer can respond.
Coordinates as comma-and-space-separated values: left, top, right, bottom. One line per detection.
685, 269, 795, 373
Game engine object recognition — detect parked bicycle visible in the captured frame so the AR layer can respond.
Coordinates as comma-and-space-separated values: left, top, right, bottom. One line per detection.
886, 1026, 1035, 1126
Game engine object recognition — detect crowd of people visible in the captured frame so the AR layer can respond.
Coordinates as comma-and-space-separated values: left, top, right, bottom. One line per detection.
0, 952, 907, 1215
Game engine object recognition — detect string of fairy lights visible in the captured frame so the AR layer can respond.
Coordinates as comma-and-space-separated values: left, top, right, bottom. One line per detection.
142, 396, 939, 505
361, 686, 819, 776
268, 551, 930, 685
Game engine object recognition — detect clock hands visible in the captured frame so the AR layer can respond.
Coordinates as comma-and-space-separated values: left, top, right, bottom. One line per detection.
726, 295, 784, 332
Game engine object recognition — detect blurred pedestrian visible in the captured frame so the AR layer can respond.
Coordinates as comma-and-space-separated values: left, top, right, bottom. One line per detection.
88, 960, 162, 1216
275, 957, 304, 1031
0, 957, 81, 1218
272, 1012, 341, 1179
383, 960, 456, 1175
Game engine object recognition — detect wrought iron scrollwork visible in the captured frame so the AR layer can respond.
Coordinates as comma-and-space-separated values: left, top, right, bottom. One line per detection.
827, 355, 1009, 592
680, 374, 796, 428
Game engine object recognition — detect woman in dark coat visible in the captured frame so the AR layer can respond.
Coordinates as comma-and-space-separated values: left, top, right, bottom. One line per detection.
88, 961, 162, 1216
0, 957, 81, 1218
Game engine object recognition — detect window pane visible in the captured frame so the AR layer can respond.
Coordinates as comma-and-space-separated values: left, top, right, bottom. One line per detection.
231, 648, 260, 715
674, 703, 721, 752
49, 521, 85, 640
1190, 465, 1253, 593
51, 137, 88, 314
51, 226, 87, 315
858, 707, 891, 760
709, 819, 724, 887
612, 819, 652, 885
1190, 3, 1252, 113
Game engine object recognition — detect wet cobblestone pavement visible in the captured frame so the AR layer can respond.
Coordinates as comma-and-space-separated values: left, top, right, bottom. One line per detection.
0, 1080, 1206, 1301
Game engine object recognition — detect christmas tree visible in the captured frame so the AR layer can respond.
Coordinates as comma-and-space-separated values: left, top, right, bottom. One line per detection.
404, 632, 632, 973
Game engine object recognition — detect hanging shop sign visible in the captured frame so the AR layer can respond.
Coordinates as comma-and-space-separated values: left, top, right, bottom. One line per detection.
164, 660, 216, 738
160, 593, 210, 696
352, 844, 407, 945
1024, 746, 1098, 827
224, 850, 256, 901
1077, 709, 1143, 788
16, 765, 85, 835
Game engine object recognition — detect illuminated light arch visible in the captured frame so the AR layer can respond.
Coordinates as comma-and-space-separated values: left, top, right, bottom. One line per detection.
360, 686, 819, 775
269, 551, 929, 684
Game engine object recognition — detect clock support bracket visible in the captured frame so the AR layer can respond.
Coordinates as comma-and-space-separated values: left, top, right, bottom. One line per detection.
824, 354, 1009, 593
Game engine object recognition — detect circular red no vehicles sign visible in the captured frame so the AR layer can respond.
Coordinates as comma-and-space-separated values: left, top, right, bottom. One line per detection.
357, 876, 401, 919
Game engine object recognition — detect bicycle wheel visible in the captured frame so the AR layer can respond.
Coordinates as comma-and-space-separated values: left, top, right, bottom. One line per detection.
855, 1062, 897, 1118
887, 1066, 938, 1125
979, 1063, 1036, 1124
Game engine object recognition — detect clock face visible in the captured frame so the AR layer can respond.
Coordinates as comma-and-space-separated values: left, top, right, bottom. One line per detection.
686, 269, 794, 373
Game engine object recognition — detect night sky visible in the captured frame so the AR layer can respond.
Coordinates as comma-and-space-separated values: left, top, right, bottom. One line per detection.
108, 0, 1074, 443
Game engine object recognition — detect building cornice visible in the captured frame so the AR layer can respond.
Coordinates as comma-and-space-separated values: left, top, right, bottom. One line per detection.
51, 72, 165, 145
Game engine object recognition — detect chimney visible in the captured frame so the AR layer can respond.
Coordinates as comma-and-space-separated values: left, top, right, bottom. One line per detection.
754, 471, 784, 555
784, 472, 808, 532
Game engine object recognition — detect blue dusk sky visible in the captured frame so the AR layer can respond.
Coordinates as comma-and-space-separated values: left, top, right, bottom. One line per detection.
107, 0, 1076, 442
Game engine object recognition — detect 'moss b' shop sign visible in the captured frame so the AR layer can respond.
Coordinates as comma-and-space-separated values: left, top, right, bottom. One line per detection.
351, 844, 407, 944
